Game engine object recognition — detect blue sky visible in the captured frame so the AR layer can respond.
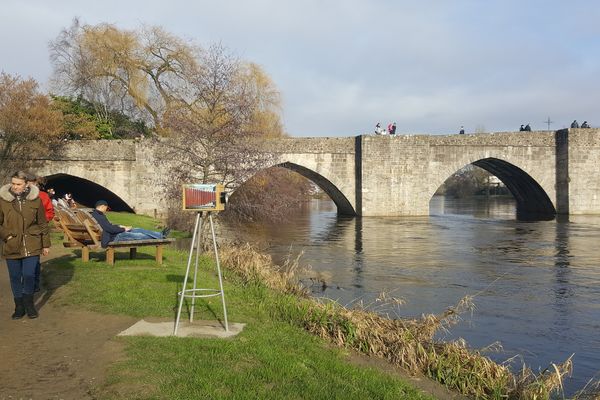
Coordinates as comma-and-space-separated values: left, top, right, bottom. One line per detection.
1, 0, 599, 136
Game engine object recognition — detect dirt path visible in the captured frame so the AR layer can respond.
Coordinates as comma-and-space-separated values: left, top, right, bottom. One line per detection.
0, 250, 136, 400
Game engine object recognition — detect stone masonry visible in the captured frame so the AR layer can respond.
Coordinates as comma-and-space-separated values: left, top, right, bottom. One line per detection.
31, 129, 600, 218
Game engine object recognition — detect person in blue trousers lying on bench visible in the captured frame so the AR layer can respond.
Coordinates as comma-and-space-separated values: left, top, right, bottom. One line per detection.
91, 200, 170, 248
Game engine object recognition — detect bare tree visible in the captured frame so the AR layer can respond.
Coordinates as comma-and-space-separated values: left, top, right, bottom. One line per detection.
153, 45, 290, 233
159, 47, 276, 178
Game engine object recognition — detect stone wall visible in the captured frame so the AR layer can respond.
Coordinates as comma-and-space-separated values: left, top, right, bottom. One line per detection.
34, 139, 166, 215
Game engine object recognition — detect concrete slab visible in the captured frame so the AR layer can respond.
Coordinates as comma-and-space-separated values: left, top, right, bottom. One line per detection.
117, 318, 245, 338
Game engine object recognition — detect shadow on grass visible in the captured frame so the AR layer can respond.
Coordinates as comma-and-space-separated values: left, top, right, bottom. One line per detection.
36, 254, 77, 309
86, 249, 159, 263
166, 274, 223, 324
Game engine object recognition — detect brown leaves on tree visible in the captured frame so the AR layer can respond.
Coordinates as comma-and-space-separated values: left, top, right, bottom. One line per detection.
0, 73, 64, 179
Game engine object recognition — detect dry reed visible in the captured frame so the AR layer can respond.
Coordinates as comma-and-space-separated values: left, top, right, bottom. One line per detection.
219, 243, 577, 400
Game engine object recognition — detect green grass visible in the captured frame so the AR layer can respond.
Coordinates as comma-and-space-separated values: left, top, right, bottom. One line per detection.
105, 211, 163, 230
44, 220, 432, 400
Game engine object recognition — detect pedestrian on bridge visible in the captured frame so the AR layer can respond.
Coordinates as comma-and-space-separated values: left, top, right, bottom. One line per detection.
388, 122, 397, 135
571, 120, 580, 128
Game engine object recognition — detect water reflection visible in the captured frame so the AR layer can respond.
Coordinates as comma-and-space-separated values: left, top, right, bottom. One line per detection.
217, 196, 600, 394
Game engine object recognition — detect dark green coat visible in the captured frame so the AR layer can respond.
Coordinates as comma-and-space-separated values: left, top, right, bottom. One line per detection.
0, 184, 50, 259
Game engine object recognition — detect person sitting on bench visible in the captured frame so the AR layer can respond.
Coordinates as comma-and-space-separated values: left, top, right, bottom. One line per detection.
91, 200, 170, 248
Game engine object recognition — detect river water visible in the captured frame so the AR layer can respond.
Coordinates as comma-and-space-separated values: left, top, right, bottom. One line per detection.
220, 196, 600, 394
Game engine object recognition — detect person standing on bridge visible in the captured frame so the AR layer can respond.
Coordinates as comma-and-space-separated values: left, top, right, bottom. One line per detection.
459, 126, 465, 134
0, 170, 50, 319
571, 120, 580, 128
581, 121, 590, 128
524, 123, 531, 132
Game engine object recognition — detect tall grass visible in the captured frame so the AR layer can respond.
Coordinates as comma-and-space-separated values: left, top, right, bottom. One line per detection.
220, 243, 575, 400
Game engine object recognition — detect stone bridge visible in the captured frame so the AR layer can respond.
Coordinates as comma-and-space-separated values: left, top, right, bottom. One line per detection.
31, 128, 600, 220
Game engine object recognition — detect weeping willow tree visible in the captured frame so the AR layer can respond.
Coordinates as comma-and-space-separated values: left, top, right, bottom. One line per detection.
50, 19, 199, 133
50, 20, 308, 228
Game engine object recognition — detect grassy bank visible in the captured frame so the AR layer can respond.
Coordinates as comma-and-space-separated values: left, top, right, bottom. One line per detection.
44, 213, 435, 399
219, 245, 573, 400
44, 212, 575, 399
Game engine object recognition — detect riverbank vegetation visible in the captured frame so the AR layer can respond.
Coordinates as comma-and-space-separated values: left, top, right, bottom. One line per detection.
220, 244, 575, 400
44, 214, 434, 399
41, 212, 584, 399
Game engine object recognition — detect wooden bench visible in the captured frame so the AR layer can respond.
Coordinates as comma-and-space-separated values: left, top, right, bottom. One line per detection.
54, 206, 174, 265
54, 207, 97, 261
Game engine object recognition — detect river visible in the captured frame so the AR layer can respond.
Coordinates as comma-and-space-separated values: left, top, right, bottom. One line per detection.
220, 196, 600, 395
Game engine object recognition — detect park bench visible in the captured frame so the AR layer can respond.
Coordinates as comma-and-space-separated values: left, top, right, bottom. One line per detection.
54, 206, 174, 265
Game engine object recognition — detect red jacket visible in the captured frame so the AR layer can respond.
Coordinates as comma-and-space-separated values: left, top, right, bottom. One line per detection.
38, 190, 55, 222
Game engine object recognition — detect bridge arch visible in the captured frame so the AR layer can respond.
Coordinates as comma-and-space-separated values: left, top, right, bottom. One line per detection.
237, 162, 356, 215
277, 162, 355, 215
430, 157, 556, 220
44, 173, 134, 212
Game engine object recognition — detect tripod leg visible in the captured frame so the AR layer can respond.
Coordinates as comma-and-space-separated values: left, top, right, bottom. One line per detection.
209, 212, 229, 331
174, 211, 201, 335
190, 214, 203, 322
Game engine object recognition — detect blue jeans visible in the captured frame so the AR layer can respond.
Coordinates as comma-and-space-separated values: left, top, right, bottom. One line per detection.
34, 258, 41, 291
114, 228, 163, 242
6, 256, 39, 298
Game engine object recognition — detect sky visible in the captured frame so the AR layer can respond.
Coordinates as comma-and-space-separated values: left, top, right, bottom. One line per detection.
1, 0, 599, 137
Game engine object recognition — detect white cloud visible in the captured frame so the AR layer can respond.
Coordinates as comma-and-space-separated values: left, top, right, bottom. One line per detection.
1, 0, 599, 135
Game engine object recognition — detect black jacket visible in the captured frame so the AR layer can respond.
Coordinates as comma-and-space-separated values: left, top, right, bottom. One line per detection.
91, 209, 125, 248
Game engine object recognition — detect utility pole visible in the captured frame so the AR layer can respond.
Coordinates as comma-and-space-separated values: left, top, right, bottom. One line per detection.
543, 116, 553, 131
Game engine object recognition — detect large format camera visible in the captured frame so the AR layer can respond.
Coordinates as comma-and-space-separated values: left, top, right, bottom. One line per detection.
182, 184, 227, 212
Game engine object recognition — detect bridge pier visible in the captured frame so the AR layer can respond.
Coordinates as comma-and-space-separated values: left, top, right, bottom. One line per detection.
354, 129, 600, 219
